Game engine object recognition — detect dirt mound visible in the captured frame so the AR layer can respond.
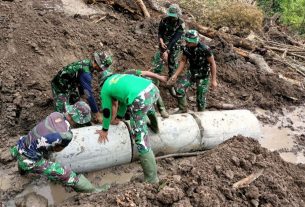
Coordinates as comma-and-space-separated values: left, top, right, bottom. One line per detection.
59, 136, 305, 206
1, 0, 305, 205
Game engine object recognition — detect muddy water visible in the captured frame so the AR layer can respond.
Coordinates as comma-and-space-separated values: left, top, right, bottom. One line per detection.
6, 168, 136, 206
256, 105, 305, 164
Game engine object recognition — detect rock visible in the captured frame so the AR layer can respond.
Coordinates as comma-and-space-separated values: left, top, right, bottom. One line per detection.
15, 192, 48, 207
156, 186, 184, 205
223, 170, 234, 180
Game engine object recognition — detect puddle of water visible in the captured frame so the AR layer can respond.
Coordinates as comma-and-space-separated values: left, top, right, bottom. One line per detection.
0, 174, 14, 191
256, 106, 305, 164
259, 125, 294, 151
87, 171, 134, 186
7, 171, 134, 206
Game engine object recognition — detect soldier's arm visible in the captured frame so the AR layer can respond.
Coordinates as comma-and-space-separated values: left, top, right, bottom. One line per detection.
208, 55, 217, 89
168, 54, 187, 84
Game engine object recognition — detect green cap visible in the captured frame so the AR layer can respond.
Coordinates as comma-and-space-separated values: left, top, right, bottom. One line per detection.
184, 29, 199, 44
66, 101, 91, 124
93, 51, 113, 69
167, 4, 181, 18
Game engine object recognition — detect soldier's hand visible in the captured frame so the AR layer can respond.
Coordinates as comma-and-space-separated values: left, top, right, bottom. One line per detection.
162, 51, 168, 63
92, 112, 103, 124
167, 75, 177, 86
95, 130, 109, 144
111, 118, 120, 125
160, 41, 167, 50
211, 80, 218, 90
159, 75, 168, 83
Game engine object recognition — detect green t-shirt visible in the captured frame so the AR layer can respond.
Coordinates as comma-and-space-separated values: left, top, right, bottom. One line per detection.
100, 74, 152, 130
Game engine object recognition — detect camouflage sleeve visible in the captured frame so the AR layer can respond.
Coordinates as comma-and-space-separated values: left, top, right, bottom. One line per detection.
158, 19, 165, 39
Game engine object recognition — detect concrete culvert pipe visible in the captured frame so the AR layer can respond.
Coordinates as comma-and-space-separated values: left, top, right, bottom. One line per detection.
52, 110, 261, 173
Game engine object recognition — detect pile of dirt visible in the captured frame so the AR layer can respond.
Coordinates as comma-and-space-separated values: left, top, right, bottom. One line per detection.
59, 136, 305, 207
1, 0, 305, 205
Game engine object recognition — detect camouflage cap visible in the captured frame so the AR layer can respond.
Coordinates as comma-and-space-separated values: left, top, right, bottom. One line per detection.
167, 4, 182, 18
99, 69, 114, 87
66, 101, 91, 124
184, 29, 199, 44
93, 51, 113, 69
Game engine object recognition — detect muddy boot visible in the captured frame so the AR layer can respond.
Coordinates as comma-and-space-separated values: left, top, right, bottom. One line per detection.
156, 97, 169, 118
74, 174, 110, 193
147, 112, 159, 133
174, 96, 188, 114
139, 150, 159, 184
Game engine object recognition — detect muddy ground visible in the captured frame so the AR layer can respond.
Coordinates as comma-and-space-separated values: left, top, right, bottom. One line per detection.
0, 0, 305, 206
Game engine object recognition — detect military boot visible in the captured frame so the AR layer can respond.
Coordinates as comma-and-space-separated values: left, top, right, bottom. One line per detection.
174, 96, 188, 114
156, 97, 169, 118
74, 174, 110, 193
147, 112, 159, 133
139, 150, 159, 184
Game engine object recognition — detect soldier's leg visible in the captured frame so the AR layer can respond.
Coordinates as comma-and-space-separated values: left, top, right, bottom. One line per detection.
173, 73, 191, 113
32, 159, 79, 187
152, 51, 168, 118
129, 85, 159, 183
168, 45, 181, 77
196, 77, 210, 111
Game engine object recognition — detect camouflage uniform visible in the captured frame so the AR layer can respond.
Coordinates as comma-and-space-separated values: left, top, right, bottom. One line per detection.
100, 71, 160, 183
51, 59, 98, 113
152, 5, 185, 114
180, 42, 214, 111
9, 102, 104, 192
129, 84, 159, 154
10, 112, 79, 186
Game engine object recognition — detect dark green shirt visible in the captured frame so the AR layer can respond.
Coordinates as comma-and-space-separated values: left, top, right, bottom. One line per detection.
183, 42, 213, 79
158, 16, 185, 51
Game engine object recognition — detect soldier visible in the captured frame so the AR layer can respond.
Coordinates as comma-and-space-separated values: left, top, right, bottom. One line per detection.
10, 101, 109, 193
51, 51, 113, 124
152, 4, 185, 118
168, 30, 217, 112
96, 69, 167, 183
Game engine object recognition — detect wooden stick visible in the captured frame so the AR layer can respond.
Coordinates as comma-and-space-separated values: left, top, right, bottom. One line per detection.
134, 0, 150, 18
156, 150, 208, 160
233, 169, 264, 189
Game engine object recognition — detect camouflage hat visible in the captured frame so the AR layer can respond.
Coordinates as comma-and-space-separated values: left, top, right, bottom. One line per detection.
167, 4, 182, 18
66, 101, 91, 124
184, 29, 199, 44
93, 51, 113, 69
99, 69, 114, 87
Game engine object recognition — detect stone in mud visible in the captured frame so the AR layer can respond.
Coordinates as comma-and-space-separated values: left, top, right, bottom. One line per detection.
15, 192, 48, 207
156, 186, 184, 205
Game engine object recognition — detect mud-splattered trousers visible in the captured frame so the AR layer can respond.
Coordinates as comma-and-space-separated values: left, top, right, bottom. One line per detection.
174, 71, 210, 111
11, 145, 79, 187
129, 84, 159, 155
10, 112, 80, 187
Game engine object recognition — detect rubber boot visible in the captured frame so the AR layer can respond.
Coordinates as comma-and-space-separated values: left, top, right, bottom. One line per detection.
147, 112, 159, 133
74, 174, 110, 193
156, 97, 169, 118
139, 150, 159, 184
174, 96, 188, 114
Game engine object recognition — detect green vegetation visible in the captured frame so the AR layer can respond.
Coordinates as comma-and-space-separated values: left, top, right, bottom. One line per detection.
179, 0, 264, 36
258, 0, 305, 34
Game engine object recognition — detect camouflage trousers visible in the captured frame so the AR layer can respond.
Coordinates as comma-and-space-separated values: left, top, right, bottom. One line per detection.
174, 72, 211, 111
51, 83, 80, 113
10, 146, 79, 187
152, 46, 181, 77
129, 84, 159, 155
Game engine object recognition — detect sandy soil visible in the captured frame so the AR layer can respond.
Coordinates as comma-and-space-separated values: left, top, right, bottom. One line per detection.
0, 0, 305, 206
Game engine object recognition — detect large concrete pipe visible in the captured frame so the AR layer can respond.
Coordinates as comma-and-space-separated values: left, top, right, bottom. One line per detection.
52, 110, 261, 173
